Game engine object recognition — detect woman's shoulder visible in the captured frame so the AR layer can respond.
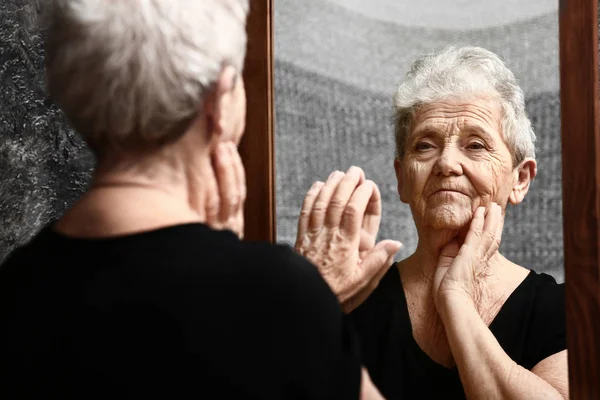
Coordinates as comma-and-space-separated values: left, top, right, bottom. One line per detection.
493, 267, 565, 369
497, 262, 564, 320
524, 268, 565, 326
520, 268, 564, 307
1, 222, 327, 291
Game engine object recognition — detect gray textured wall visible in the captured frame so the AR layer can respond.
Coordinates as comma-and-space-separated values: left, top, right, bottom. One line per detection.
274, 0, 565, 281
0, 1, 94, 263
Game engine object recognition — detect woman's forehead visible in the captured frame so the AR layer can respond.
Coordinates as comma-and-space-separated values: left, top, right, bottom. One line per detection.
410, 97, 503, 134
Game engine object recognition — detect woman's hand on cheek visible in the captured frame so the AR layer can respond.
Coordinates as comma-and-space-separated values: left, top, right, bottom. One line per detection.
206, 141, 246, 239
432, 203, 504, 314
294, 167, 403, 313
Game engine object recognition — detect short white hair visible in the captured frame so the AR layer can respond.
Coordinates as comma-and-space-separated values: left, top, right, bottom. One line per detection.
45, 0, 249, 157
393, 46, 536, 165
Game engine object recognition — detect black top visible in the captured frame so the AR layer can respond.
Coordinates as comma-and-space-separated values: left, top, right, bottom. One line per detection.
347, 264, 566, 400
0, 223, 361, 399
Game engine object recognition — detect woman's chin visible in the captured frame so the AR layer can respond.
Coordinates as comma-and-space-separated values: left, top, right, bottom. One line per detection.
424, 205, 473, 231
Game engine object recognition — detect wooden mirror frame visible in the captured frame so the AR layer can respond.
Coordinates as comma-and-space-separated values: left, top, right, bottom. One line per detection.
241, 0, 600, 397
559, 0, 600, 397
239, 0, 276, 243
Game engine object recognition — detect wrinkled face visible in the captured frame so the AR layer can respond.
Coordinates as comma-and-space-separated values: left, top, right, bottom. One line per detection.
395, 96, 518, 231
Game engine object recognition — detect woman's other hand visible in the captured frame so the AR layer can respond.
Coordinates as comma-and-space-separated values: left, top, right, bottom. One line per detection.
206, 142, 246, 239
295, 166, 403, 313
433, 203, 503, 312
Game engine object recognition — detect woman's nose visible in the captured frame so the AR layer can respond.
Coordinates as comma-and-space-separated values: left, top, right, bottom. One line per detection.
434, 146, 464, 176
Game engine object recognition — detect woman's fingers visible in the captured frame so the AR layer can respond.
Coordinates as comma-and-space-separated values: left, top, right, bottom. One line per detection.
463, 206, 485, 247
308, 171, 345, 231
490, 203, 504, 257
339, 180, 379, 238
204, 166, 221, 227
462, 203, 503, 262
228, 142, 246, 238
207, 142, 247, 238
343, 250, 396, 314
343, 240, 401, 313
360, 181, 382, 249
357, 240, 402, 290
229, 142, 247, 213
481, 203, 502, 259
212, 142, 238, 221
236, 210, 244, 240
296, 181, 325, 243
324, 166, 365, 228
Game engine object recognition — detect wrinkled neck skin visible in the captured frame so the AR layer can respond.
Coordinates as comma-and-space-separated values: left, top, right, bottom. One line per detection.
401, 219, 505, 289
399, 218, 509, 348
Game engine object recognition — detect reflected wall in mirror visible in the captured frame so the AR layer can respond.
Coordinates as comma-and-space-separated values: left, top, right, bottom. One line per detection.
274, 0, 564, 281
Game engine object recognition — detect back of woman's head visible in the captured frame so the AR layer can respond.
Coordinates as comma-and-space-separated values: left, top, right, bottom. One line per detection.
44, 0, 249, 158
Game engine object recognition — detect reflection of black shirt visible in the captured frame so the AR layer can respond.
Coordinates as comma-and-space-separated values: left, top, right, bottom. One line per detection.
348, 264, 566, 400
0, 223, 361, 399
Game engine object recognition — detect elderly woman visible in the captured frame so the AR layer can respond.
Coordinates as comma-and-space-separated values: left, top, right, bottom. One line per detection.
0, 1, 401, 398
296, 46, 567, 399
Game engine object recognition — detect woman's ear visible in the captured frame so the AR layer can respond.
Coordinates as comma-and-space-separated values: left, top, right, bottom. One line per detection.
394, 158, 408, 203
508, 158, 537, 205
203, 65, 238, 141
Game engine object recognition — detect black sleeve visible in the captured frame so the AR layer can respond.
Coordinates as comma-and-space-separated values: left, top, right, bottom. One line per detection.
524, 274, 566, 369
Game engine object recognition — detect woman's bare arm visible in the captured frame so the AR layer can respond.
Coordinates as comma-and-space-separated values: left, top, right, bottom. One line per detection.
439, 295, 567, 399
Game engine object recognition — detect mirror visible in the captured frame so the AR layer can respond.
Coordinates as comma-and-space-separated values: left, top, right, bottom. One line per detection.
272, 0, 570, 398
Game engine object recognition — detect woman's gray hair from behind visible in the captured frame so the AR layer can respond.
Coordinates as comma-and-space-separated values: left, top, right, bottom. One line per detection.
44, 0, 250, 158
393, 46, 536, 166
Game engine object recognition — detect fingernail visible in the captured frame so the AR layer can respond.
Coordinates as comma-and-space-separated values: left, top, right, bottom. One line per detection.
327, 170, 342, 181
347, 166, 361, 176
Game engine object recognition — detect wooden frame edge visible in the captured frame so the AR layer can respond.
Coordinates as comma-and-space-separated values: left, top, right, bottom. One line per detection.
240, 0, 276, 242
559, 0, 600, 397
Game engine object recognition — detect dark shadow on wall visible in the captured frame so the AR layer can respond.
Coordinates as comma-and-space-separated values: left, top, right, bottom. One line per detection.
0, 1, 93, 263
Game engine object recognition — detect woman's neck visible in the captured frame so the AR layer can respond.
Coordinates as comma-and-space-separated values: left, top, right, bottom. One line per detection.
400, 225, 507, 298
56, 131, 219, 238
400, 228, 516, 327
92, 151, 214, 217
404, 227, 466, 283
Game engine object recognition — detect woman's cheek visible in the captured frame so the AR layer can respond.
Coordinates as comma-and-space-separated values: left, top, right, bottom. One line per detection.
466, 159, 508, 208
405, 161, 429, 201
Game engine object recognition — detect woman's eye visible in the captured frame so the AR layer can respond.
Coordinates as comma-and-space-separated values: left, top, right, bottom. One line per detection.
466, 142, 486, 150
415, 142, 434, 151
